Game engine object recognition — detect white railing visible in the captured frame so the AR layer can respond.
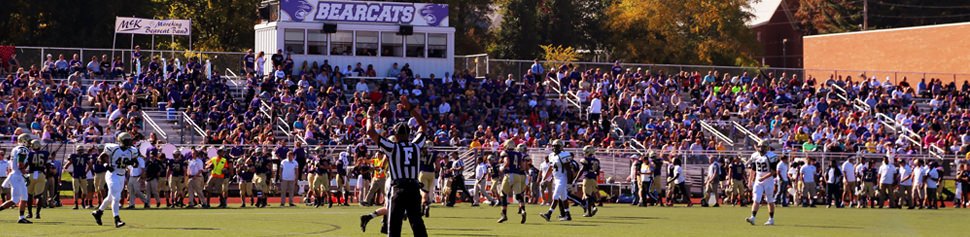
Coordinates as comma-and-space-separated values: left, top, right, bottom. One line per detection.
141, 111, 167, 140
731, 121, 763, 145
181, 112, 207, 139
700, 120, 733, 146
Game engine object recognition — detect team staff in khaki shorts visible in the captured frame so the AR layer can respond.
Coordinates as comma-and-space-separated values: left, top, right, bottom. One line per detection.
186, 152, 208, 208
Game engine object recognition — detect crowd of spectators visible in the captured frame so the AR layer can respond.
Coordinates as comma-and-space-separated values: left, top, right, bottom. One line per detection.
5, 47, 970, 163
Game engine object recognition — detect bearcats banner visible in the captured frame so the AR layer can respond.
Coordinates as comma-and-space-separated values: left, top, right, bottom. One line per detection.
115, 17, 192, 36
280, 0, 449, 27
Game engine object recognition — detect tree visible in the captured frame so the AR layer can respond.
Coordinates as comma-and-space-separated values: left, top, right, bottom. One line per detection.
606, 0, 761, 66
153, 0, 259, 52
488, 0, 540, 59
0, 0, 154, 47
794, 0, 970, 34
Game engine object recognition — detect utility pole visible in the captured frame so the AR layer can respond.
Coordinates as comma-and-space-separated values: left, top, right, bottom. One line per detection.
863, 0, 868, 31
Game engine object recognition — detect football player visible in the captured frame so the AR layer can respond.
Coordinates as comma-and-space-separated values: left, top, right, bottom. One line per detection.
93, 132, 141, 228
577, 146, 600, 217
497, 141, 528, 224
64, 146, 91, 210
0, 134, 34, 223
167, 152, 188, 208
25, 140, 47, 219
745, 142, 779, 226
540, 140, 573, 221
310, 148, 333, 208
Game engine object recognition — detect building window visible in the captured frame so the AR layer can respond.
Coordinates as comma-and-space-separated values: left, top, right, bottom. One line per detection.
355, 31, 378, 56
330, 31, 353, 56
284, 29, 305, 55
428, 33, 446, 58
308, 31, 328, 55
381, 32, 403, 57
405, 33, 425, 58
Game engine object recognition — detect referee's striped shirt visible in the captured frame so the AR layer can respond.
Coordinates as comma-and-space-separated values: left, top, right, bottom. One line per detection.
378, 133, 426, 181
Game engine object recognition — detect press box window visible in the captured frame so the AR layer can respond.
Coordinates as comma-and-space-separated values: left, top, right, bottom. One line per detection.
381, 32, 403, 57
428, 33, 446, 58
307, 32, 328, 55
406, 33, 425, 58
330, 31, 353, 56
284, 29, 305, 55
355, 31, 378, 57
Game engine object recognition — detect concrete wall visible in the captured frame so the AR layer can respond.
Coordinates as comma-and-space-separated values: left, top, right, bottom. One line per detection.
803, 22, 970, 82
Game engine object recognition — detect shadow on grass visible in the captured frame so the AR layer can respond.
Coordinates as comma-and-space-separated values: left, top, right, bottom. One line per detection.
604, 216, 665, 220
789, 224, 862, 229
139, 227, 221, 231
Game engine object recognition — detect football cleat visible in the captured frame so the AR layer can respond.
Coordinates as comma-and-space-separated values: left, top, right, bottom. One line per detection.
539, 213, 551, 222
114, 217, 126, 228
92, 210, 104, 226
764, 219, 774, 226
497, 215, 508, 223
360, 214, 373, 232
18, 218, 32, 224
745, 217, 755, 225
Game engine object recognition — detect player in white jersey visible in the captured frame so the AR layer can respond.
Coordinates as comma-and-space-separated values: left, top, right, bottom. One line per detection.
745, 142, 779, 226
0, 134, 35, 224
539, 140, 573, 221
92, 133, 140, 228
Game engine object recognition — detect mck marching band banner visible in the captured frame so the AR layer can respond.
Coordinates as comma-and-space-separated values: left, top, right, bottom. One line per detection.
115, 17, 192, 36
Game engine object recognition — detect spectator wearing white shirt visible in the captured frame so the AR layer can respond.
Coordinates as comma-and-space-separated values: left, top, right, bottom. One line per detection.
355, 80, 369, 93
668, 158, 689, 205
588, 95, 602, 124
924, 161, 940, 209
126, 156, 150, 208
841, 157, 857, 207
897, 159, 914, 208
187, 154, 207, 207
911, 159, 927, 209
438, 100, 451, 115
702, 156, 720, 207
877, 157, 897, 208
798, 158, 817, 207
280, 153, 299, 206
775, 155, 790, 206
473, 156, 496, 205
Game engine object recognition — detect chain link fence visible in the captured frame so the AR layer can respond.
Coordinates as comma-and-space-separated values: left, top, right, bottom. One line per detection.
10, 46, 246, 78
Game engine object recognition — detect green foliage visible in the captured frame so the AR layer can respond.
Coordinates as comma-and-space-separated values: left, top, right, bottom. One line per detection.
488, 0, 540, 59
153, 0, 259, 52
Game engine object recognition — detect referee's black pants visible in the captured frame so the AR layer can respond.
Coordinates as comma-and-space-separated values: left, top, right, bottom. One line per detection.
388, 182, 427, 237
447, 176, 472, 206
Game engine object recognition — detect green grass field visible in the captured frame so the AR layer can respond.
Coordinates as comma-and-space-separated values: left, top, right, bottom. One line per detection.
0, 203, 965, 236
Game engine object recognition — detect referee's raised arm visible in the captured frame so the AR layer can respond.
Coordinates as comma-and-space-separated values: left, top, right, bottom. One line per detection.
401, 95, 428, 133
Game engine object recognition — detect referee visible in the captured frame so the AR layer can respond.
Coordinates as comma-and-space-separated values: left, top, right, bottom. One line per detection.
365, 95, 429, 237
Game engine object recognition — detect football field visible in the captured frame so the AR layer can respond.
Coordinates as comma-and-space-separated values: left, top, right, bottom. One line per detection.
0, 203, 963, 236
